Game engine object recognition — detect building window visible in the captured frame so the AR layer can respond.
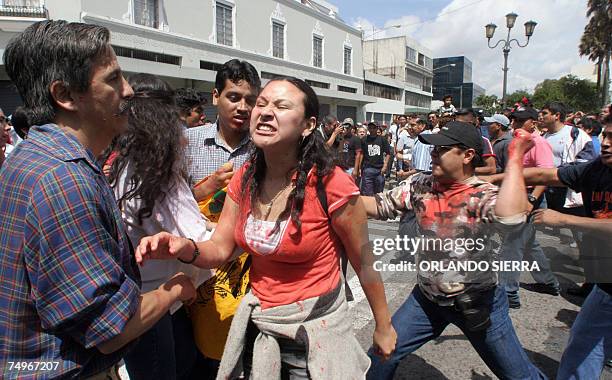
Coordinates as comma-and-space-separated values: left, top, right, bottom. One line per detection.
338, 85, 357, 93
0, 0, 47, 17
406, 47, 416, 63
313, 36, 323, 68
305, 79, 329, 89
343, 46, 352, 75
364, 81, 402, 101
113, 45, 181, 65
272, 21, 284, 59
134, 0, 159, 28
261, 72, 283, 80
216, 2, 233, 46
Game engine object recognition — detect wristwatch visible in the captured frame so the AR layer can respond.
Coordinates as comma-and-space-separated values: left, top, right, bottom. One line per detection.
527, 194, 538, 205
178, 238, 200, 264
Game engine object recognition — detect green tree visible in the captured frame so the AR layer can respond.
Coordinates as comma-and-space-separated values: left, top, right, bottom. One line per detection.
532, 75, 599, 113
505, 90, 532, 108
579, 0, 612, 105
474, 94, 500, 115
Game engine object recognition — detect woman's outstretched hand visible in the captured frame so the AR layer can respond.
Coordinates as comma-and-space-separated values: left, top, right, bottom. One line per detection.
135, 232, 192, 264
372, 322, 397, 361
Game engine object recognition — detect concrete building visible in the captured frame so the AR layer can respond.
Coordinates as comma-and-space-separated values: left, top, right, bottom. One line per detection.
433, 56, 485, 109
363, 35, 434, 121
0, 0, 375, 121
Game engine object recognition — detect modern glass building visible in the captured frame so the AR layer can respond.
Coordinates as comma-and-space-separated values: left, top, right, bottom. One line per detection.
433, 56, 485, 109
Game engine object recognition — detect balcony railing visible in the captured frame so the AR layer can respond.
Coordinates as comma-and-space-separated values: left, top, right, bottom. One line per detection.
0, 5, 48, 18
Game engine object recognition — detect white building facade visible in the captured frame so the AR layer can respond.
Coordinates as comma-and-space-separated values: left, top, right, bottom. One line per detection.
0, 0, 375, 121
363, 35, 434, 123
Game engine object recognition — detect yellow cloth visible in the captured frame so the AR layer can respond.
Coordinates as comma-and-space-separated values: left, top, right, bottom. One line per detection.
190, 184, 250, 360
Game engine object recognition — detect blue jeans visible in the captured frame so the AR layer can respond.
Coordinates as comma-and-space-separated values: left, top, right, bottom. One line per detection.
360, 167, 384, 195
557, 285, 612, 380
367, 285, 546, 380
124, 307, 198, 380
499, 219, 559, 301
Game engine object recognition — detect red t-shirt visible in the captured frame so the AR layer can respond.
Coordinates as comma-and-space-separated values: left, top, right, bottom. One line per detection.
227, 165, 360, 309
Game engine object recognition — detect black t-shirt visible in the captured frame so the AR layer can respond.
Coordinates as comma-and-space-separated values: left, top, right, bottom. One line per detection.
360, 135, 390, 169
338, 135, 362, 169
558, 158, 612, 295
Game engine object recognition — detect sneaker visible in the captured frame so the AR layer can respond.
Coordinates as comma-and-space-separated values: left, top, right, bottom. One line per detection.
522, 283, 561, 296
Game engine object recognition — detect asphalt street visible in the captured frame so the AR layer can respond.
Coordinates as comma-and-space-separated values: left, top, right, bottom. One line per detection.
118, 219, 611, 380
349, 219, 612, 380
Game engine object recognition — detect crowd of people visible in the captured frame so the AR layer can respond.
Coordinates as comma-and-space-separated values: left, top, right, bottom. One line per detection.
0, 20, 610, 380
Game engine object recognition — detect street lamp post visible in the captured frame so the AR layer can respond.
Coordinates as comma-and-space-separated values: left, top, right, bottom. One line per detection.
485, 13, 537, 106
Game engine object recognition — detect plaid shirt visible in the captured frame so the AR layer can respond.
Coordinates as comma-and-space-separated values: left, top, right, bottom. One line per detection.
0, 124, 141, 379
184, 122, 251, 186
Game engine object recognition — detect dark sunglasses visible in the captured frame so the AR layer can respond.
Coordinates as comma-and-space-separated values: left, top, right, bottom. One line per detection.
433, 144, 469, 154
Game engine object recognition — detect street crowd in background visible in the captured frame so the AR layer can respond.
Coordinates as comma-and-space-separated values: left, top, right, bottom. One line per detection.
0, 20, 611, 380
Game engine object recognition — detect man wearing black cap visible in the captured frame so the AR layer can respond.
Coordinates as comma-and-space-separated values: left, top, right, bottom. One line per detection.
455, 108, 497, 175
363, 121, 544, 379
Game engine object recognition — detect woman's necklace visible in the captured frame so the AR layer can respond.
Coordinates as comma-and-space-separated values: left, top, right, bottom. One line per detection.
260, 181, 293, 219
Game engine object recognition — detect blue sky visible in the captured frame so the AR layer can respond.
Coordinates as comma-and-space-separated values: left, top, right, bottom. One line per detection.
333, 0, 450, 27
328, 0, 593, 97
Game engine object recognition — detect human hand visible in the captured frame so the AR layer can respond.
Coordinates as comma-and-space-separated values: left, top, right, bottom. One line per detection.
135, 232, 193, 265
372, 323, 397, 361
509, 129, 534, 158
160, 272, 197, 304
532, 208, 568, 228
194, 162, 233, 201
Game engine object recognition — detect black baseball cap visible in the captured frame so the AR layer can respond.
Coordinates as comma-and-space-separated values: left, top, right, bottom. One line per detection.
511, 106, 539, 121
455, 108, 476, 116
419, 121, 484, 164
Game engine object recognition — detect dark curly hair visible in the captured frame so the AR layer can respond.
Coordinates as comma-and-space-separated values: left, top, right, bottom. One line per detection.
241, 76, 334, 236
108, 73, 186, 224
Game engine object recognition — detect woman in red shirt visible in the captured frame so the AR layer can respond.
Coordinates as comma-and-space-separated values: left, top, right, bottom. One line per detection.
137, 77, 396, 378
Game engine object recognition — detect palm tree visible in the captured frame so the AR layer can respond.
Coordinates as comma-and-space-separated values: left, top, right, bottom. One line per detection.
579, 0, 612, 105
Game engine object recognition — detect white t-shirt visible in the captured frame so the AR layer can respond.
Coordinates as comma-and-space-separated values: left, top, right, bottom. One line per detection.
544, 124, 592, 167
115, 162, 214, 295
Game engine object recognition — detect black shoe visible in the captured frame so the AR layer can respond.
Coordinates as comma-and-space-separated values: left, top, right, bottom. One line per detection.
522, 283, 561, 296
606, 359, 612, 369
566, 283, 594, 298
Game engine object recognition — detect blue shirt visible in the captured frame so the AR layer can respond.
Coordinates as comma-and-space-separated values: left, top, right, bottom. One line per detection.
184, 122, 251, 186
0, 124, 140, 379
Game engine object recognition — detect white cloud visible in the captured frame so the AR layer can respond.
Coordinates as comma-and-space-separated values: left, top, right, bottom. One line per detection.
352, 0, 593, 97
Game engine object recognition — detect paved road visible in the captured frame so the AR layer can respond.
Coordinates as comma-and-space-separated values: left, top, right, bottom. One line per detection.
119, 219, 611, 380
348, 219, 612, 380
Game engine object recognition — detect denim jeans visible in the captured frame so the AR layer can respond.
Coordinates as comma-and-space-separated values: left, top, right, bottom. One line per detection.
360, 167, 385, 195
124, 307, 198, 380
499, 218, 559, 302
557, 285, 612, 380
367, 285, 546, 380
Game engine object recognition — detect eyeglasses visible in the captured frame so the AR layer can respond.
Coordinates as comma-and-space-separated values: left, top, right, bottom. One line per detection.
432, 144, 468, 154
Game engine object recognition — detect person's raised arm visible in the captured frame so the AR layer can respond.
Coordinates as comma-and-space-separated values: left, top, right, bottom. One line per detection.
136, 195, 240, 269
332, 196, 396, 360
494, 130, 533, 217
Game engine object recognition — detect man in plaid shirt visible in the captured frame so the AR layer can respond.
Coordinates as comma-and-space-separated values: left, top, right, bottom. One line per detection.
0, 21, 196, 379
